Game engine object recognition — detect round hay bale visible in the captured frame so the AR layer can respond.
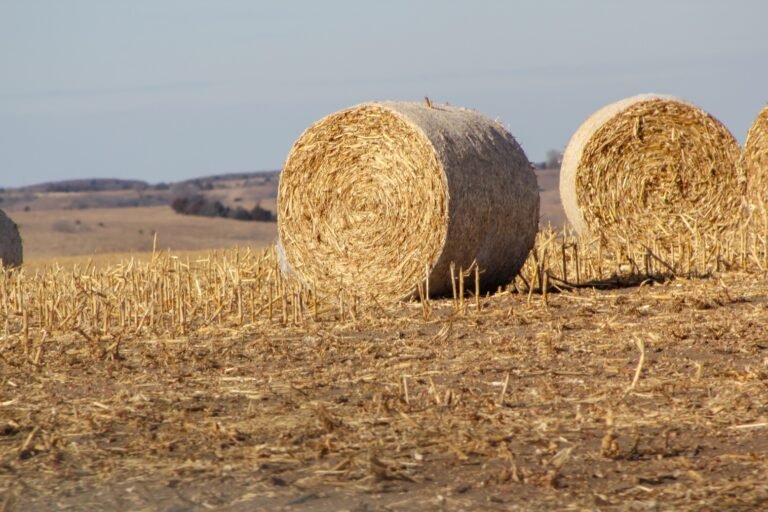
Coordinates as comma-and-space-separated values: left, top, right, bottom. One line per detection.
0, 208, 22, 268
744, 105, 768, 209
560, 94, 744, 245
277, 101, 539, 300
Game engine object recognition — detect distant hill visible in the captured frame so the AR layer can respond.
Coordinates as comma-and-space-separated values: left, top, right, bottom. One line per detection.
4, 170, 280, 194
0, 171, 280, 213
176, 170, 280, 186
15, 178, 150, 193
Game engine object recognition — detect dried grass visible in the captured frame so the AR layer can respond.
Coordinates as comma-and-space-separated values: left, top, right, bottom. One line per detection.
0, 208, 22, 268
560, 95, 745, 249
277, 101, 539, 301
745, 104, 768, 211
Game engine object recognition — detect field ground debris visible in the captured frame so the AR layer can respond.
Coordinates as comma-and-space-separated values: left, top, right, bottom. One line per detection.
2, 233, 768, 511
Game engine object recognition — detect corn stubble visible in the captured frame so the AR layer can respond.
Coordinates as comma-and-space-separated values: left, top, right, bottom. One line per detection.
3, 218, 768, 354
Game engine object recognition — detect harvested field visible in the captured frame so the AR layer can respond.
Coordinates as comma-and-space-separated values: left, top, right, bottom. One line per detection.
2, 230, 768, 510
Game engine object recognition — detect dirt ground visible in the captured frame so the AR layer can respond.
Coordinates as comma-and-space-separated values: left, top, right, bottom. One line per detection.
2, 271, 768, 511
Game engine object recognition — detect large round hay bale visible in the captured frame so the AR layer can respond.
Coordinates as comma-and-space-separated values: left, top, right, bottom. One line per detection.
277, 101, 539, 300
0, 209, 22, 268
560, 94, 744, 245
745, 105, 768, 209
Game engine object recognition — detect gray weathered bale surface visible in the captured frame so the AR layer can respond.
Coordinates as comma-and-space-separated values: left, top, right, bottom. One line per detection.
0, 209, 22, 268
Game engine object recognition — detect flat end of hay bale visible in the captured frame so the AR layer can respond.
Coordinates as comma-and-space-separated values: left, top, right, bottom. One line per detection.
560, 94, 743, 246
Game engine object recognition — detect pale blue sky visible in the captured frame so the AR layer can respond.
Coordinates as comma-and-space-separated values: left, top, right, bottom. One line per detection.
1, 0, 766, 187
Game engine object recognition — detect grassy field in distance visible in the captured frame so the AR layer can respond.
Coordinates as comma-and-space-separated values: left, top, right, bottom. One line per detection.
13, 205, 277, 263
1, 171, 280, 267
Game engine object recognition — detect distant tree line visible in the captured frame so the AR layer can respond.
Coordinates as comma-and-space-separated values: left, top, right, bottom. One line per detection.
170, 195, 276, 222
32, 179, 150, 193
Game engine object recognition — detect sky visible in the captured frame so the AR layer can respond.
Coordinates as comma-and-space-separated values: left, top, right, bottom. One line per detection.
1, 0, 766, 188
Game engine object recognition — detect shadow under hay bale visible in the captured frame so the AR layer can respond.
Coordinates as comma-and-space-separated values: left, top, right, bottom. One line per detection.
278, 101, 539, 301
560, 94, 745, 249
0, 208, 22, 268
745, 104, 768, 213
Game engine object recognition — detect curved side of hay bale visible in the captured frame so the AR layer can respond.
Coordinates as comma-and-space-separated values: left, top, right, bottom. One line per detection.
278, 101, 539, 300
560, 94, 744, 244
745, 105, 768, 209
0, 209, 23, 268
